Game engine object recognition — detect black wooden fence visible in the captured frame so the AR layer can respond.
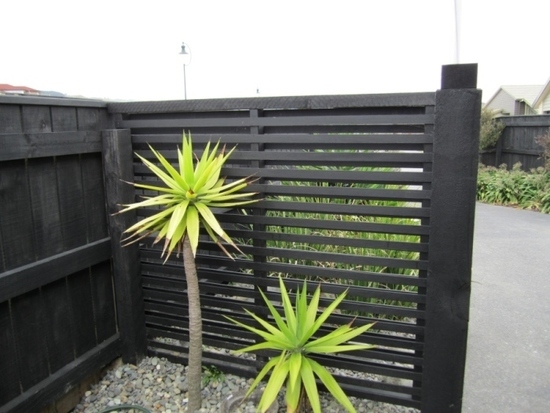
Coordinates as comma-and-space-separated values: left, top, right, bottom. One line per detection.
106, 64, 481, 412
0, 64, 480, 413
0, 96, 145, 413
480, 115, 550, 170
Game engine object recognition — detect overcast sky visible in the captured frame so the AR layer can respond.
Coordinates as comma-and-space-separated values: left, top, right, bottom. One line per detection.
2, 0, 548, 102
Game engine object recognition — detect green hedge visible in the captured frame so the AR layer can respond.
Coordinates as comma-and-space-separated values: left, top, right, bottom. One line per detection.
477, 163, 550, 214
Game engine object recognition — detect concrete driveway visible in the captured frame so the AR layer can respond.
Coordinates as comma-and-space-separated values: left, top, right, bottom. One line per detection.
462, 203, 550, 412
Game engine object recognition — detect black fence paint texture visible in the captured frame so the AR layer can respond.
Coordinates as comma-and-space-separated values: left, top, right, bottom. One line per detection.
480, 114, 550, 170
0, 98, 145, 413
0, 64, 481, 413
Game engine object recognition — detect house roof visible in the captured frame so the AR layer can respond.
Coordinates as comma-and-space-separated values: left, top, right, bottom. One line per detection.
483, 84, 543, 112
532, 77, 550, 108
0, 83, 40, 93
498, 85, 543, 105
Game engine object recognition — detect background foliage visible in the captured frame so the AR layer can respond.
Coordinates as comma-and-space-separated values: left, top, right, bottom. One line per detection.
477, 163, 550, 214
479, 107, 505, 150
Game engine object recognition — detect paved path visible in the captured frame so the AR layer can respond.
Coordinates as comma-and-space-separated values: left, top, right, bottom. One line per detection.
462, 203, 550, 413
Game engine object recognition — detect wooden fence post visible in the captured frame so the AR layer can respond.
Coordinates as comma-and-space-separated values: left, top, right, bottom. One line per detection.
421, 64, 481, 412
102, 129, 147, 364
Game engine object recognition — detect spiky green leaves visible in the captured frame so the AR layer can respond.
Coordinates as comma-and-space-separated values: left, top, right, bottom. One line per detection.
117, 132, 258, 260
225, 277, 375, 413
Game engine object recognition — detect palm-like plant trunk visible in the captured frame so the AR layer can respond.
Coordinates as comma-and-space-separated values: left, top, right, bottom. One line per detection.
183, 236, 202, 412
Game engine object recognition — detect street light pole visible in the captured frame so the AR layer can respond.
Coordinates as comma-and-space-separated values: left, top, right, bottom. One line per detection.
183, 63, 187, 100
179, 42, 191, 99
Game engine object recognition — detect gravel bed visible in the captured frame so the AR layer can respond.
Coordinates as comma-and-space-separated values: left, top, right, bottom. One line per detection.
71, 356, 419, 413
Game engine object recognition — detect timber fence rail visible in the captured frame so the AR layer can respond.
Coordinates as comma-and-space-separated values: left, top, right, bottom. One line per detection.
107, 63, 481, 412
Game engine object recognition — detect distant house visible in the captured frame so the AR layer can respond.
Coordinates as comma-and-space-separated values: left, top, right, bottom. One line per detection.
484, 78, 550, 115
532, 78, 550, 114
0, 83, 40, 96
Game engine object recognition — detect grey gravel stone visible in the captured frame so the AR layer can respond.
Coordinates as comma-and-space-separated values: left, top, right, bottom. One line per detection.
71, 356, 419, 413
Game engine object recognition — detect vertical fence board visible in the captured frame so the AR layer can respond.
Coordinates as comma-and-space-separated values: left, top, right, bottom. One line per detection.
0, 104, 22, 133
11, 289, 50, 391
67, 269, 97, 357
0, 224, 4, 274
102, 129, 147, 364
0, 301, 20, 405
28, 157, 64, 260
0, 160, 35, 270
91, 261, 117, 343
421, 65, 481, 412
56, 155, 87, 250
21, 106, 52, 133
41, 278, 75, 373
81, 153, 109, 242
77, 107, 110, 131
51, 106, 78, 132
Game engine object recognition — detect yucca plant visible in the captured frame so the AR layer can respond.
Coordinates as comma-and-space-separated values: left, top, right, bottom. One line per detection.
117, 132, 258, 412
225, 276, 375, 413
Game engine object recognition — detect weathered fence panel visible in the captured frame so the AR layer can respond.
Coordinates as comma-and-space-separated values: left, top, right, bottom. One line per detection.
0, 97, 126, 413
108, 64, 480, 412
480, 114, 550, 170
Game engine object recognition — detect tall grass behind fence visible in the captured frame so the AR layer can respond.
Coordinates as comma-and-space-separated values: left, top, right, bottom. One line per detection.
110, 94, 438, 408
264, 163, 422, 314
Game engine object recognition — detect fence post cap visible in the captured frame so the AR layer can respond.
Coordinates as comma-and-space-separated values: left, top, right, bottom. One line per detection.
441, 64, 478, 90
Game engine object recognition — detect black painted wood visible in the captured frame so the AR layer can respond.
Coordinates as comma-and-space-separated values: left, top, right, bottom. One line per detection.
131, 132, 434, 146
0, 238, 111, 303
0, 301, 20, 405
57, 155, 88, 250
0, 131, 103, 161
441, 64, 478, 89
11, 289, 50, 391
0, 99, 119, 413
90, 261, 117, 343
420, 75, 481, 411
21, 105, 52, 133
108, 92, 435, 114
0, 160, 36, 270
1, 335, 121, 413
41, 278, 75, 373
102, 129, 147, 364
118, 113, 433, 129
51, 106, 78, 131
480, 114, 550, 170
67, 269, 97, 357
81, 153, 109, 242
0, 95, 106, 108
0, 104, 22, 133
27, 157, 63, 260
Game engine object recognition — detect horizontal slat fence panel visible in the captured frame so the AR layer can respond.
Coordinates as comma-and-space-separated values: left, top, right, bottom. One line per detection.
108, 66, 480, 411
109, 93, 438, 409
0, 98, 123, 413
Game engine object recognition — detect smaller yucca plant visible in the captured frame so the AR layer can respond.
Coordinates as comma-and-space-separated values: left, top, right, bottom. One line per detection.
225, 276, 375, 413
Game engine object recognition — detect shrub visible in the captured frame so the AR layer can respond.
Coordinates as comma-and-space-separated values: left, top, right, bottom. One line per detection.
479, 107, 505, 150
535, 127, 550, 172
477, 163, 550, 213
